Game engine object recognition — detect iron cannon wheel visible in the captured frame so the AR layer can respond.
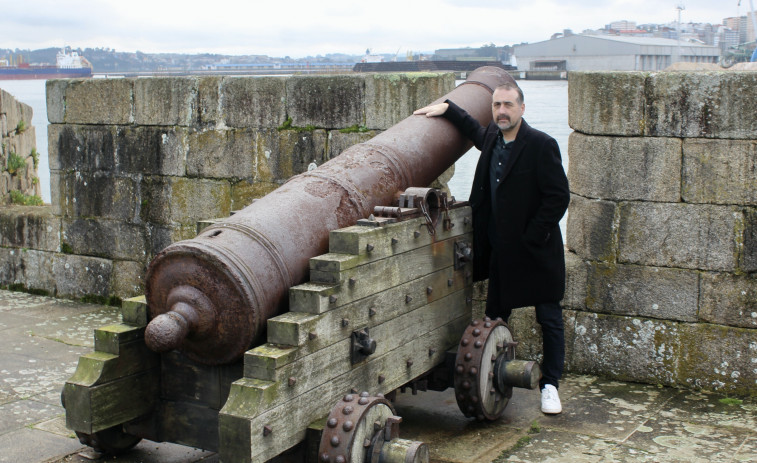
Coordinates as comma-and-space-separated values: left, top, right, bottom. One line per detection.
318, 393, 394, 463
453, 317, 515, 420
317, 392, 429, 463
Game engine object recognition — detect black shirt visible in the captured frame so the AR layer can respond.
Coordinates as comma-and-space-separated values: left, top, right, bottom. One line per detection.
488, 132, 513, 245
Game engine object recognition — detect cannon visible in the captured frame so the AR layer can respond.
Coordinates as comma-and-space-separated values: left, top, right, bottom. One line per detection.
62, 67, 541, 462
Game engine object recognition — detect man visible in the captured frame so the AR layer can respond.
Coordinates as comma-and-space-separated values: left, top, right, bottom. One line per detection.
414, 82, 570, 414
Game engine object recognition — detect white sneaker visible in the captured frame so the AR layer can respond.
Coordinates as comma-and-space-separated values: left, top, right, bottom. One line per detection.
541, 384, 562, 414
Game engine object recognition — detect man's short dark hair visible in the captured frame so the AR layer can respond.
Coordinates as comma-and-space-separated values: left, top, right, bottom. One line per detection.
495, 83, 524, 105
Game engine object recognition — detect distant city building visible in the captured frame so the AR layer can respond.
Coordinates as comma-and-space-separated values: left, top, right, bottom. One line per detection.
609, 20, 637, 32
724, 16, 749, 43
715, 27, 741, 51
514, 35, 720, 71
433, 45, 512, 64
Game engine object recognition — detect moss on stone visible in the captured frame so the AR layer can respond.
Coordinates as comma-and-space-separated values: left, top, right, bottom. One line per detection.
81, 294, 122, 307
338, 124, 369, 134
719, 397, 743, 405
277, 116, 318, 132
492, 435, 532, 462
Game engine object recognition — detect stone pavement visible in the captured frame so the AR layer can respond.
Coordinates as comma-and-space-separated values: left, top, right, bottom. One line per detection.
0, 288, 754, 463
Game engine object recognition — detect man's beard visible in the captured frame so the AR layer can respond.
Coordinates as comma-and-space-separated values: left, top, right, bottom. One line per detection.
497, 116, 514, 131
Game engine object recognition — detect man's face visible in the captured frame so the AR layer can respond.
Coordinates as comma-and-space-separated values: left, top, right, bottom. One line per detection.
491, 87, 525, 133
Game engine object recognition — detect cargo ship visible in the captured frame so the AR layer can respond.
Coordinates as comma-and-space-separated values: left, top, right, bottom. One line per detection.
0, 50, 92, 80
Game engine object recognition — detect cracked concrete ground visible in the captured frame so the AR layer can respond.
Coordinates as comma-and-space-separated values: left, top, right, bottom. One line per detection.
0, 289, 753, 463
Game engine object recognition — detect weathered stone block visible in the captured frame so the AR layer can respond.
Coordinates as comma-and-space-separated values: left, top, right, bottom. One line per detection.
48, 124, 116, 172
0, 247, 56, 292
699, 272, 757, 329
571, 312, 680, 386
507, 306, 541, 362
566, 194, 617, 261
63, 79, 134, 125
221, 77, 286, 128
62, 218, 147, 261
230, 179, 277, 211
676, 323, 757, 395
115, 126, 188, 176
286, 75, 364, 129
112, 260, 145, 299
0, 172, 10, 197
428, 164, 455, 197
57, 171, 139, 221
563, 250, 589, 310
147, 223, 199, 256
618, 202, 742, 271
186, 128, 255, 178
52, 253, 113, 298
571, 72, 757, 139
682, 138, 757, 206
5, 127, 37, 163
248, 129, 280, 184
744, 208, 757, 272
134, 77, 197, 126
364, 72, 455, 129
141, 176, 231, 225
46, 80, 67, 123
508, 307, 578, 371
471, 280, 487, 319
568, 132, 681, 201
586, 262, 699, 322
274, 129, 329, 180
568, 72, 647, 136
0, 88, 32, 131
0, 205, 60, 251
326, 130, 377, 159
196, 76, 223, 126
645, 72, 757, 139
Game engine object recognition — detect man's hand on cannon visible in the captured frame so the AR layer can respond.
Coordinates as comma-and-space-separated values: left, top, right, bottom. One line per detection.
413, 102, 449, 117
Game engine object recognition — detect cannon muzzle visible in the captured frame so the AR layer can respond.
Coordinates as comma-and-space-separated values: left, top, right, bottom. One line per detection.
144, 67, 516, 364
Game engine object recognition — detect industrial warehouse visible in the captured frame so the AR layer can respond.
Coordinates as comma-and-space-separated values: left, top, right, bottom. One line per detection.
514, 34, 721, 71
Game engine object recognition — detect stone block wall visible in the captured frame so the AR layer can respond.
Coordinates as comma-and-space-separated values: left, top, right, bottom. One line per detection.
0, 88, 41, 203
0, 73, 455, 301
510, 71, 757, 396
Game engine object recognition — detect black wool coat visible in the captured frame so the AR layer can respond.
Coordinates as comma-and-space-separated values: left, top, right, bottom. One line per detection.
443, 100, 570, 309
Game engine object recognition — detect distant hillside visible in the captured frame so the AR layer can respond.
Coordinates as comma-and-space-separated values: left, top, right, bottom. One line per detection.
0, 46, 364, 73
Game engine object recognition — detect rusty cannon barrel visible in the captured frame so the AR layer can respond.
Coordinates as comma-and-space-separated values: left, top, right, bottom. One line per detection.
144, 66, 515, 365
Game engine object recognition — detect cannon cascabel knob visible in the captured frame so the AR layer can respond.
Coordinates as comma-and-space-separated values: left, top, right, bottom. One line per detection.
145, 310, 190, 353
144, 285, 217, 355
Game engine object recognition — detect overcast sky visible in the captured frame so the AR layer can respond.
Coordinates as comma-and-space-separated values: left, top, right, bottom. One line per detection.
0, 0, 745, 58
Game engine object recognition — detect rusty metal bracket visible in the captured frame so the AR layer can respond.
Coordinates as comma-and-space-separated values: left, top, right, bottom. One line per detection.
441, 194, 453, 231
454, 241, 472, 270
351, 328, 377, 364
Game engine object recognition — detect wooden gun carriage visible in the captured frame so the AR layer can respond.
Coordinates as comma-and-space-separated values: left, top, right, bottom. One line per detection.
62, 67, 540, 463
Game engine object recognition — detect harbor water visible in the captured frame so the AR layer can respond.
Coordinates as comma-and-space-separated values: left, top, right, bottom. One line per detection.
0, 78, 569, 211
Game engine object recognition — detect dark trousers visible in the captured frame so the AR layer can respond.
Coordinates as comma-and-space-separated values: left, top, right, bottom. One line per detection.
485, 273, 565, 390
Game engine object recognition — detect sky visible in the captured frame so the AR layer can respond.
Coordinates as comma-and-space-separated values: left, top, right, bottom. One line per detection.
0, 0, 746, 58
